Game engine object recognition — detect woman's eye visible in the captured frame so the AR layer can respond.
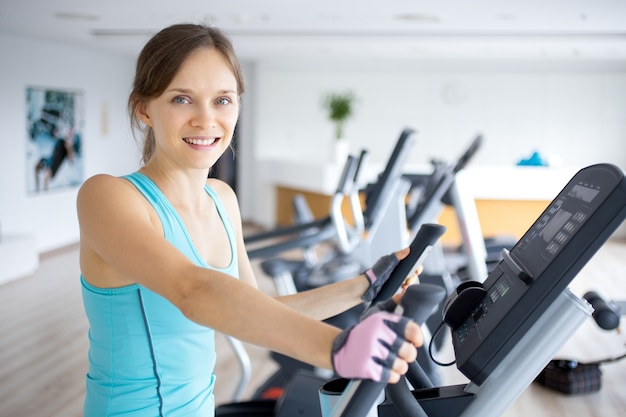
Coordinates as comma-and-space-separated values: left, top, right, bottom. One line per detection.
173, 96, 190, 104
216, 97, 231, 106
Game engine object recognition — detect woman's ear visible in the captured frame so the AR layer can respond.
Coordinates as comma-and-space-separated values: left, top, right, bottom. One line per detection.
135, 101, 153, 127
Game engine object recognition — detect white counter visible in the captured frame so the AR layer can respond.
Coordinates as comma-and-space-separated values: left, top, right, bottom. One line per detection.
263, 159, 578, 201
259, 159, 349, 195
454, 166, 578, 201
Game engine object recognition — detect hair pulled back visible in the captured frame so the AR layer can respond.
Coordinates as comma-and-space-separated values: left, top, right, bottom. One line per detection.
128, 23, 245, 165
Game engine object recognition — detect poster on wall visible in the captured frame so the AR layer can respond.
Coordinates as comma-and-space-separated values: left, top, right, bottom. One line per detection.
26, 86, 84, 194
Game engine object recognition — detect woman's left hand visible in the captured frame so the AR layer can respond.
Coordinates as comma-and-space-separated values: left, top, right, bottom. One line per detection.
362, 248, 421, 301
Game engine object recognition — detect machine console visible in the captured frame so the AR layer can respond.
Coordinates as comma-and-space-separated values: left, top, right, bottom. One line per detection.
452, 163, 626, 384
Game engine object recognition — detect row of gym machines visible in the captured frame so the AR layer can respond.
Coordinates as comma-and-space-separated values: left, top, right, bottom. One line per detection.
216, 128, 626, 417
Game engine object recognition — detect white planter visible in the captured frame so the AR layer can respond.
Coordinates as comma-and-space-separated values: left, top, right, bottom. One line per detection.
331, 138, 349, 164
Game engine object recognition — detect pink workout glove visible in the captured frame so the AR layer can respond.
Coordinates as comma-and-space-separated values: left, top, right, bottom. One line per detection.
331, 308, 411, 382
362, 253, 400, 301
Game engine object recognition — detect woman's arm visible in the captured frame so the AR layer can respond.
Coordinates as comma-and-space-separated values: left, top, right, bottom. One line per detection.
212, 179, 412, 321
274, 247, 413, 321
78, 175, 337, 369
78, 175, 422, 381
276, 275, 369, 321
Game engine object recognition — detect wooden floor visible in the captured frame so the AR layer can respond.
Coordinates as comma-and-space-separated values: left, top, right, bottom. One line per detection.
1, 236, 625, 417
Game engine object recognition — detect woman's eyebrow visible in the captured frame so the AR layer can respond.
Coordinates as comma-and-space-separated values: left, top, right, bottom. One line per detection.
165, 88, 237, 95
165, 87, 192, 94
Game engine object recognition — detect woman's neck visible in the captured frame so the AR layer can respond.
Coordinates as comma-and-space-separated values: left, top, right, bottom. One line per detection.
139, 163, 210, 210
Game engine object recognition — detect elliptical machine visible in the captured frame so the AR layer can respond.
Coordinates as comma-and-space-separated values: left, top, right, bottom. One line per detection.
246, 129, 422, 400
238, 131, 496, 404
219, 163, 626, 417
215, 222, 448, 416
320, 163, 626, 417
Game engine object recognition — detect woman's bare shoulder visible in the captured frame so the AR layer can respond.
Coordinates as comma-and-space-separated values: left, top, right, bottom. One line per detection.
79, 173, 137, 196
206, 178, 237, 200
77, 173, 146, 216
206, 178, 242, 219
80, 173, 130, 189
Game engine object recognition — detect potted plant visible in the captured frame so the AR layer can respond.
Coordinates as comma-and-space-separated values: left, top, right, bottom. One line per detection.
323, 90, 356, 141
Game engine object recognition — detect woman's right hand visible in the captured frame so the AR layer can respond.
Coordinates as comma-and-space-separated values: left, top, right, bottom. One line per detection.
330, 309, 423, 384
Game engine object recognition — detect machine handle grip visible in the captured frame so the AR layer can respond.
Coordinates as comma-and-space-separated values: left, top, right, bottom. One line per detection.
583, 291, 621, 330
352, 150, 369, 185
335, 155, 358, 195
336, 284, 446, 417
399, 284, 448, 326
371, 223, 447, 304
385, 284, 447, 417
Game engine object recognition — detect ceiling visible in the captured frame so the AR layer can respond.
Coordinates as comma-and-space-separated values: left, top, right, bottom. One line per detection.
1, 0, 626, 62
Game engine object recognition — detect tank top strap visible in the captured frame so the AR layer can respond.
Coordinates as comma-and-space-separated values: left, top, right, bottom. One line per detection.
203, 183, 238, 272
123, 172, 178, 239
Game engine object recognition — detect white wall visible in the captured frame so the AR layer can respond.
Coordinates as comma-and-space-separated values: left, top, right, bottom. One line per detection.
252, 59, 626, 168
0, 33, 138, 252
1, 32, 625, 256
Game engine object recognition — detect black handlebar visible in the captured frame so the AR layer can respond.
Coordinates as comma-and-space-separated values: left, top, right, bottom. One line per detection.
364, 128, 417, 228
335, 155, 358, 195
452, 134, 483, 174
353, 150, 369, 186
370, 223, 447, 304
330, 223, 447, 417
336, 284, 447, 417
583, 291, 622, 330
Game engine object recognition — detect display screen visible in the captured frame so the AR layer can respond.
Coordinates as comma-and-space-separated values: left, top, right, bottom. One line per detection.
568, 184, 600, 203
540, 210, 572, 243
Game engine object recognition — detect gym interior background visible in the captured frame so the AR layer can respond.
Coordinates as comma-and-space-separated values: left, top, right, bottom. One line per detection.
0, 1, 625, 416
1, 2, 625, 255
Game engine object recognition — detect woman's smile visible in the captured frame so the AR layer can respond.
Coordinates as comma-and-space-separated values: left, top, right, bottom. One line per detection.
183, 136, 220, 147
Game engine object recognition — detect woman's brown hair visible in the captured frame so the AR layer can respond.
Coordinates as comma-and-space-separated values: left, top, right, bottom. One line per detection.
128, 23, 245, 165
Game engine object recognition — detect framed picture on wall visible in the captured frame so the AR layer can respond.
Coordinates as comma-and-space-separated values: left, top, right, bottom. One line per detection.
25, 86, 84, 194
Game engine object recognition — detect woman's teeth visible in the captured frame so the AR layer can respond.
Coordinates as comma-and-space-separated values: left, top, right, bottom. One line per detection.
184, 137, 217, 145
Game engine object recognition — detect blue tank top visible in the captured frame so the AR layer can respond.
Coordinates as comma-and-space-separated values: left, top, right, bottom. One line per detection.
81, 172, 239, 416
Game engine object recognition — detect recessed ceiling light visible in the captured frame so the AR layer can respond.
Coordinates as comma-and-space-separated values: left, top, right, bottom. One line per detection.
55, 12, 100, 21
394, 13, 440, 23
317, 13, 343, 22
495, 13, 516, 21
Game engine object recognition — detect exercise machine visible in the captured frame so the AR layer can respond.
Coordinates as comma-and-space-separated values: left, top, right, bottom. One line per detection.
404, 134, 503, 285
401, 135, 487, 353
217, 129, 418, 404
245, 128, 417, 293
244, 151, 363, 261
249, 132, 492, 401
322, 162, 626, 417
215, 222, 448, 416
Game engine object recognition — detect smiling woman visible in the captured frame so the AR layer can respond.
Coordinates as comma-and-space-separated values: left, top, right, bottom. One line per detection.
133, 47, 240, 170
127, 25, 245, 167
75, 22, 423, 417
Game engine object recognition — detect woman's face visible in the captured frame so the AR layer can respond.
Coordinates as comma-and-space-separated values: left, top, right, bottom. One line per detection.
138, 47, 240, 170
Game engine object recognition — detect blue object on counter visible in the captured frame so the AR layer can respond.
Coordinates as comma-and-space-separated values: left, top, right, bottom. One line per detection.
517, 151, 548, 167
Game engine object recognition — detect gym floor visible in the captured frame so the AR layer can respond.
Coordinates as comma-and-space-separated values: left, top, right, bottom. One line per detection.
1, 231, 624, 416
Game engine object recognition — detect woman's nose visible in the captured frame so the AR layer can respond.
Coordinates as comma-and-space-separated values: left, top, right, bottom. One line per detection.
191, 104, 217, 128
